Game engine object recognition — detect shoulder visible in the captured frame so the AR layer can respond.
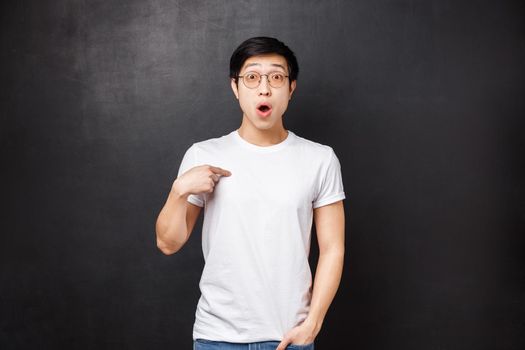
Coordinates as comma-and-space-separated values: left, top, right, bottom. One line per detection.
291, 132, 336, 161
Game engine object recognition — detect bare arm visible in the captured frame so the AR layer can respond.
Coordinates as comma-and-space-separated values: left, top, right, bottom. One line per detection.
155, 184, 202, 255
155, 165, 231, 255
304, 200, 346, 334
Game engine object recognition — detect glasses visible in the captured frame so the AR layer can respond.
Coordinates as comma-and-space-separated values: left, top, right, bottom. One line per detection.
237, 71, 289, 89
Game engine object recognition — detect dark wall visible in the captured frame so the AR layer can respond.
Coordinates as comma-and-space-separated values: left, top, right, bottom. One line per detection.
2, 0, 524, 349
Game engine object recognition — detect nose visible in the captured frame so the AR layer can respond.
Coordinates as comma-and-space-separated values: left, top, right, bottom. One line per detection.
257, 75, 271, 96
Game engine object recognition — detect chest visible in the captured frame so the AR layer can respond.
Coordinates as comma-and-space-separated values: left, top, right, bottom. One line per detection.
209, 158, 315, 211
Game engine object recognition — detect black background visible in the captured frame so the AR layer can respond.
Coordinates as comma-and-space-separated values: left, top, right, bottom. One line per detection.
2, 1, 524, 349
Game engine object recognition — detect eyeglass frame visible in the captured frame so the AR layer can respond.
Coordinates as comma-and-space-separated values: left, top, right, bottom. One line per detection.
237, 71, 290, 89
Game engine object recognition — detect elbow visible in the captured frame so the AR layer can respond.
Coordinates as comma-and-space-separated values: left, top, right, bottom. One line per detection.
157, 237, 178, 255
319, 246, 345, 258
155, 219, 176, 255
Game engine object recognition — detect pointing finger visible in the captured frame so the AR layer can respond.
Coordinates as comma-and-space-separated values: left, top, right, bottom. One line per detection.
208, 166, 232, 176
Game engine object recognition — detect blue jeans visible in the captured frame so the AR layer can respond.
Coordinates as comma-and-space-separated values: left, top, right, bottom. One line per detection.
193, 339, 315, 350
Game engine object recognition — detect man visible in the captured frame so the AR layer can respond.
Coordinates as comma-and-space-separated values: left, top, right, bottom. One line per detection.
155, 37, 346, 350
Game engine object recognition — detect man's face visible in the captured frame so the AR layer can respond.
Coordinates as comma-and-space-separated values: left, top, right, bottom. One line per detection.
231, 53, 296, 131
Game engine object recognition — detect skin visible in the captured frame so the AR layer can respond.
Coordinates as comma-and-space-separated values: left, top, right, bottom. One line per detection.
161, 53, 345, 349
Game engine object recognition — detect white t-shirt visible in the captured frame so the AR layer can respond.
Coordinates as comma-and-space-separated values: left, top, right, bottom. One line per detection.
176, 129, 346, 343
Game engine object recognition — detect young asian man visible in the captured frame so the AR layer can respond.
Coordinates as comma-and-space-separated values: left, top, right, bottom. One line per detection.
155, 37, 346, 350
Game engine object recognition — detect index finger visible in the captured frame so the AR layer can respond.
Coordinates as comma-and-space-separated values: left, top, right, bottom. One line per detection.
208, 166, 232, 176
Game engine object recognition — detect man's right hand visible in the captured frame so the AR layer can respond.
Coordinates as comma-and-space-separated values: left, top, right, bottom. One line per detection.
172, 165, 232, 197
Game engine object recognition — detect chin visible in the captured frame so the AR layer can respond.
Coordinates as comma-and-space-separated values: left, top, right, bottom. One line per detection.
249, 116, 270, 125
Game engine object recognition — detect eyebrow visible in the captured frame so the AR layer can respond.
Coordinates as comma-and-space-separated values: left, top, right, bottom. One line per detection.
243, 63, 287, 71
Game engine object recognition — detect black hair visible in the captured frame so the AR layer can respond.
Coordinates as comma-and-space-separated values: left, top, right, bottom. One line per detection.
229, 36, 299, 85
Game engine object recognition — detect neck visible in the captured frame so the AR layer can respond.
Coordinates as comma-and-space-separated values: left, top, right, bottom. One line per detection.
237, 117, 288, 147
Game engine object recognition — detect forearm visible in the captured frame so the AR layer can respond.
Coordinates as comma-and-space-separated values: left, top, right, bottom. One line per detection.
304, 249, 345, 334
155, 186, 190, 254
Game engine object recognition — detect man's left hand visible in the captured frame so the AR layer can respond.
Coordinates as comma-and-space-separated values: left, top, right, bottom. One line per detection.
276, 319, 317, 350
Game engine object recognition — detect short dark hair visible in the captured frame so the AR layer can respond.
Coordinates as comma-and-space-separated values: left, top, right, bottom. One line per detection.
229, 37, 299, 85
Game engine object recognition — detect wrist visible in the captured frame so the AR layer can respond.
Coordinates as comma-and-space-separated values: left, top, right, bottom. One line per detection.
303, 317, 323, 336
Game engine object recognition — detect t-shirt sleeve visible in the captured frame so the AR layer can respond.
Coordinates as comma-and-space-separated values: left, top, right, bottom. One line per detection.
312, 147, 346, 209
177, 144, 205, 207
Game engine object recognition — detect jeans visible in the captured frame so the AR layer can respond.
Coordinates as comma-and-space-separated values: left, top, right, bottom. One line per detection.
193, 339, 315, 350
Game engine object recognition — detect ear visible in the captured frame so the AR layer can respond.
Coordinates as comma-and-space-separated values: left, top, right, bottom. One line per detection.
230, 79, 239, 100
289, 80, 297, 99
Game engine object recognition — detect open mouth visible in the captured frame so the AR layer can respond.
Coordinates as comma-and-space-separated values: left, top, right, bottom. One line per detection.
256, 102, 273, 117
